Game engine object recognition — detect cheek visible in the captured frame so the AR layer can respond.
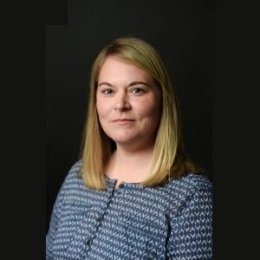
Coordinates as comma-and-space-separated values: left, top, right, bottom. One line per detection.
96, 98, 109, 118
136, 104, 160, 130
96, 100, 102, 117
138, 98, 161, 119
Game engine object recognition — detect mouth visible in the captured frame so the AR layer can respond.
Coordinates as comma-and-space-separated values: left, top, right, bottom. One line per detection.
112, 119, 135, 125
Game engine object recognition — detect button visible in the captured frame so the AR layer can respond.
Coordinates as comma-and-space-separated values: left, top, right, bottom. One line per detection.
86, 239, 92, 246
97, 216, 103, 222
118, 183, 124, 189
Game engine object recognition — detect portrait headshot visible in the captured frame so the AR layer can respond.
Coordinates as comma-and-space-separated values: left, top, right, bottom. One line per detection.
46, 0, 214, 259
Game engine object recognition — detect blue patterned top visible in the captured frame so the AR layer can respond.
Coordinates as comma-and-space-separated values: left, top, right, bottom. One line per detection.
46, 161, 212, 259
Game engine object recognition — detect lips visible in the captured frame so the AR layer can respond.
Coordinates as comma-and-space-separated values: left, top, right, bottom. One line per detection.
112, 119, 135, 125
113, 118, 135, 122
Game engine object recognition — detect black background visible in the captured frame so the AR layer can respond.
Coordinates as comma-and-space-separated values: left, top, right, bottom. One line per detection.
47, 0, 214, 235
2, 0, 259, 258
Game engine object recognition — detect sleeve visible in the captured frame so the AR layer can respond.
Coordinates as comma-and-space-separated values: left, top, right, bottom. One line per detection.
45, 161, 81, 259
46, 176, 67, 259
167, 187, 213, 259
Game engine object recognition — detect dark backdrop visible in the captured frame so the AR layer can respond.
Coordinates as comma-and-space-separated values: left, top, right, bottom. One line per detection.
46, 0, 215, 233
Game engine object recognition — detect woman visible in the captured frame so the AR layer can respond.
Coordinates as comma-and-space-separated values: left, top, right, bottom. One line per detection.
46, 37, 212, 259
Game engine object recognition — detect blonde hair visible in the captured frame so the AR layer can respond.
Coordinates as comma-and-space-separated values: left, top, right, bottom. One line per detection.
80, 37, 202, 189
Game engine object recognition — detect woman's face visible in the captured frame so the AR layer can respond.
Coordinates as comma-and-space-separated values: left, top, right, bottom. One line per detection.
96, 56, 162, 149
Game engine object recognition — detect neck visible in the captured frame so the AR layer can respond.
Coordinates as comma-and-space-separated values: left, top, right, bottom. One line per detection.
116, 141, 154, 160
105, 143, 155, 185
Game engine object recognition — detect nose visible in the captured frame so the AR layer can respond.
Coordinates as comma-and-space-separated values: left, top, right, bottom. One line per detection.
114, 91, 131, 111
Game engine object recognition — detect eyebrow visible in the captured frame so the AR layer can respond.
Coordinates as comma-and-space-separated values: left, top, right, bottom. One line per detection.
98, 81, 150, 88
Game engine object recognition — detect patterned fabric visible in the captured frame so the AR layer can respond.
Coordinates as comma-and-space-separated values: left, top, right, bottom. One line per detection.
46, 161, 212, 259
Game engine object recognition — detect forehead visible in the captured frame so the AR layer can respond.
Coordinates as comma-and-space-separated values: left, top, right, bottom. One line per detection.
98, 56, 152, 81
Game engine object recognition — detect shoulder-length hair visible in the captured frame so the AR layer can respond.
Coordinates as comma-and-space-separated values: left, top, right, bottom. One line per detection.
80, 37, 202, 189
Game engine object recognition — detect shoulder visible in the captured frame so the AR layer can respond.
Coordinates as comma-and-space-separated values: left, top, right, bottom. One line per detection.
167, 173, 212, 194
65, 160, 83, 179
55, 160, 85, 200
62, 159, 85, 187
163, 173, 212, 213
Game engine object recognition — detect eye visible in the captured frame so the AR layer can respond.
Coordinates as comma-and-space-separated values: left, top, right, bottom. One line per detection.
101, 89, 114, 95
130, 88, 145, 95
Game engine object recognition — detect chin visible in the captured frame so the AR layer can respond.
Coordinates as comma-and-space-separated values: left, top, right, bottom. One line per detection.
108, 134, 139, 145
111, 137, 136, 144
